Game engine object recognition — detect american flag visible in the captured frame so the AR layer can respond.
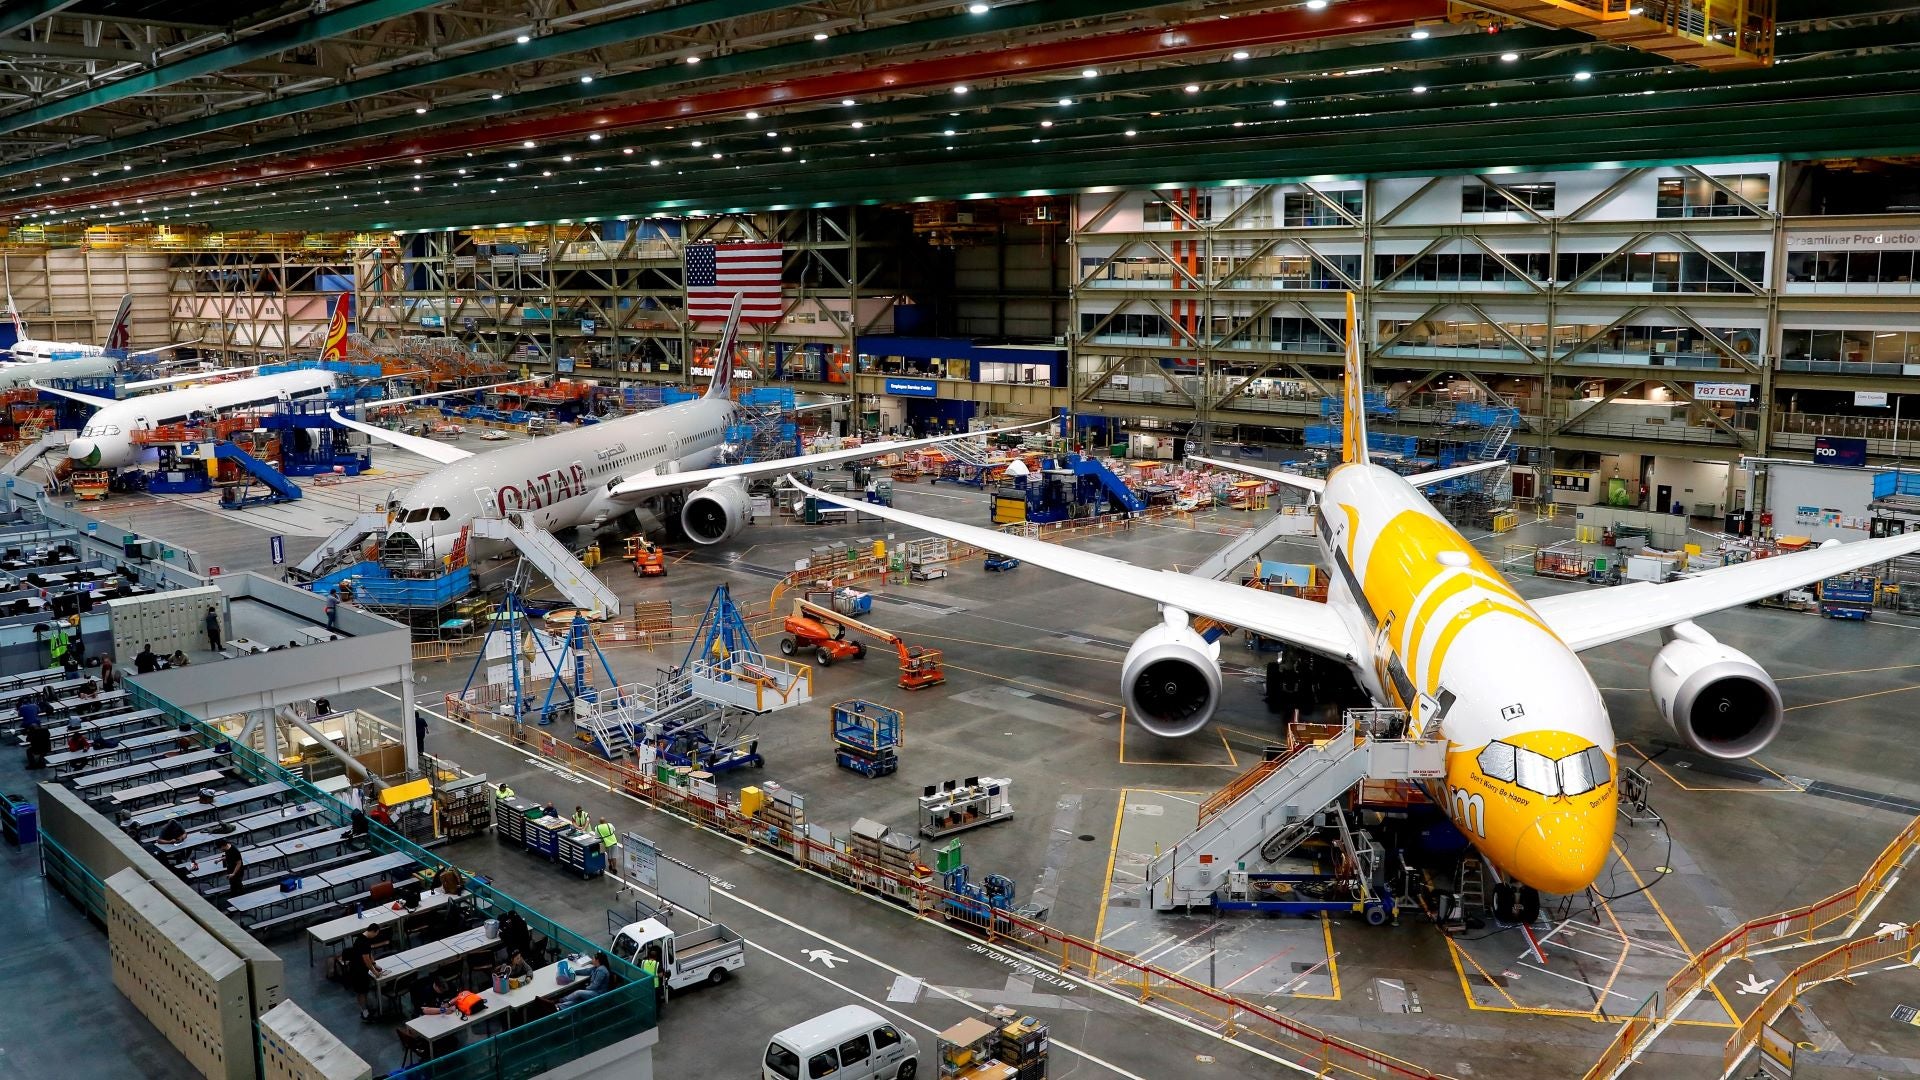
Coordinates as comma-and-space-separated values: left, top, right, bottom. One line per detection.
685, 241, 784, 323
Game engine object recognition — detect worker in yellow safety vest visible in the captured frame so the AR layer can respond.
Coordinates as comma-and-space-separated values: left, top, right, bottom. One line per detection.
641, 946, 666, 1012
595, 818, 620, 851
572, 806, 590, 831
494, 782, 514, 799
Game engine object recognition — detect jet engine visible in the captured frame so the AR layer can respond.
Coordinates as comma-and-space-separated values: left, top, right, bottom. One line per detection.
1120, 607, 1223, 738
681, 478, 751, 545
1647, 621, 1783, 759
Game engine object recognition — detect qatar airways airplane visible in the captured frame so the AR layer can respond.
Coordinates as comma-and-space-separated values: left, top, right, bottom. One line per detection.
323, 295, 1038, 563
5, 292, 192, 362
794, 293, 1920, 903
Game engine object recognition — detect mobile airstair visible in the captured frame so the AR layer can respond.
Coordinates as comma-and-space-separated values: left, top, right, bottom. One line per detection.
470, 514, 621, 617
1145, 710, 1446, 910
1, 429, 74, 477
292, 511, 392, 582
213, 441, 303, 507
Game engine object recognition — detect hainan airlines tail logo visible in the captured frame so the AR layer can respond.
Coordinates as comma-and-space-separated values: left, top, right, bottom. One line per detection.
321, 295, 350, 361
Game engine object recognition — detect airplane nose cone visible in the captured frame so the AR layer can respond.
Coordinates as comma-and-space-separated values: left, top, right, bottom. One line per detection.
1510, 805, 1614, 896
68, 438, 101, 466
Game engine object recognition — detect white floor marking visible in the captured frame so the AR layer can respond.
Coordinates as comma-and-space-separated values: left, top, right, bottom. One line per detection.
372, 687, 1310, 1077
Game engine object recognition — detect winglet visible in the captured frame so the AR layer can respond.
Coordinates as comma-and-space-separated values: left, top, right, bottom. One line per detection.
704, 293, 743, 400
1339, 290, 1367, 466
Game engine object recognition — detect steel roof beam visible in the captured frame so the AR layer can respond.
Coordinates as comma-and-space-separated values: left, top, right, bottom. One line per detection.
0, 35, 157, 63
0, 0, 452, 137
2, 0, 806, 179
1, 0, 81, 37
2, 0, 1444, 208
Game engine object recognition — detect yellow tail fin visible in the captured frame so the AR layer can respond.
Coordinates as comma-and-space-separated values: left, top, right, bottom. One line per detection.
1340, 291, 1368, 465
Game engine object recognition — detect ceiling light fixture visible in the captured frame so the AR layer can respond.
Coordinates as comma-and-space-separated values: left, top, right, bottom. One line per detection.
1082, 68, 1098, 78
491, 92, 503, 100
1041, 120, 1052, 127
851, 121, 865, 128
516, 34, 530, 44
691, 140, 703, 146
686, 55, 700, 64
746, 111, 760, 119
589, 132, 603, 140
1412, 84, 1426, 93
953, 85, 969, 94
1306, 0, 1326, 8
1500, 51, 1518, 61
415, 106, 428, 113
1232, 50, 1249, 59
968, 2, 989, 12
1273, 98, 1287, 106
842, 98, 856, 106
1411, 29, 1430, 39
1124, 128, 1136, 136
1573, 70, 1592, 81
580, 75, 593, 84
814, 31, 828, 40
623, 147, 634, 154
1184, 84, 1200, 93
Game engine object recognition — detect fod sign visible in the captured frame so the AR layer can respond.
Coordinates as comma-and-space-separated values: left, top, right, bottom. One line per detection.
1813, 436, 1868, 467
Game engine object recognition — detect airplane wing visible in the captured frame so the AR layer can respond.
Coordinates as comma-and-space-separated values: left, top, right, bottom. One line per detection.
1188, 456, 1325, 494
1405, 459, 1508, 489
608, 420, 1050, 498
322, 378, 530, 466
121, 364, 261, 391
325, 411, 474, 465
28, 381, 114, 407
792, 398, 850, 414
127, 339, 201, 359
1533, 532, 1920, 651
789, 476, 1361, 663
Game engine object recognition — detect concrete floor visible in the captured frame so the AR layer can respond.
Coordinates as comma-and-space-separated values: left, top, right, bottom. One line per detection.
21, 455, 1920, 1080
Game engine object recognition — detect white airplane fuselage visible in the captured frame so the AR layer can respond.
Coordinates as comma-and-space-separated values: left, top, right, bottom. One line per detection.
68, 368, 340, 468
8, 339, 109, 362
382, 396, 736, 560
0, 353, 122, 390
1315, 462, 1616, 895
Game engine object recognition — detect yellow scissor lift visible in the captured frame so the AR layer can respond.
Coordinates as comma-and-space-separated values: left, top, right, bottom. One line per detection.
1459, 0, 1774, 70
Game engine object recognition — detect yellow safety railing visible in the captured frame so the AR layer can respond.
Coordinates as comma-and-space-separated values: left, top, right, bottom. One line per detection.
1724, 925, 1920, 1076
1584, 813, 1920, 1079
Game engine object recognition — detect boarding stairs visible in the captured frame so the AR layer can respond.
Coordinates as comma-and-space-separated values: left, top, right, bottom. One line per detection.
1145, 709, 1445, 910
2, 429, 74, 477
213, 442, 302, 503
575, 672, 702, 758
941, 435, 993, 466
293, 511, 392, 581
1069, 454, 1148, 513
470, 514, 621, 617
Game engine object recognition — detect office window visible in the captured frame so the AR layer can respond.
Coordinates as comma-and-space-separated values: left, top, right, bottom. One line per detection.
1268, 316, 1344, 352
1462, 181, 1556, 213
1656, 174, 1769, 218
1787, 249, 1918, 284
1144, 196, 1213, 224
1282, 190, 1363, 227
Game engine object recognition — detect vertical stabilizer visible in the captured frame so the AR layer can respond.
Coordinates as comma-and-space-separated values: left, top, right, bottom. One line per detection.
703, 293, 743, 400
321, 293, 350, 361
1339, 291, 1369, 466
104, 294, 134, 352
5, 292, 23, 342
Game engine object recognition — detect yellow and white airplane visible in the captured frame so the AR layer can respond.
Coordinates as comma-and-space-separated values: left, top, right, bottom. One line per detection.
792, 294, 1920, 899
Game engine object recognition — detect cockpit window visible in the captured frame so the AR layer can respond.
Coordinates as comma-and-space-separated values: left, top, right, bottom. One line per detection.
429, 507, 450, 521
404, 508, 430, 523
1477, 742, 1517, 783
1514, 748, 1559, 797
1480, 739, 1613, 797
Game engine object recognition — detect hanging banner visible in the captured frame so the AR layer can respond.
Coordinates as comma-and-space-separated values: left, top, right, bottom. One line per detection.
1692, 382, 1753, 403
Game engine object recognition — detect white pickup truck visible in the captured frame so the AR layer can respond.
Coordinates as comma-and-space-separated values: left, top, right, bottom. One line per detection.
610, 913, 746, 991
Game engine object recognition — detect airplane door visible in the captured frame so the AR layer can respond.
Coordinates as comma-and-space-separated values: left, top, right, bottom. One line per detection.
474, 487, 498, 517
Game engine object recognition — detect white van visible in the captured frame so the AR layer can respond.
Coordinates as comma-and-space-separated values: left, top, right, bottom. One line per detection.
763, 1005, 920, 1080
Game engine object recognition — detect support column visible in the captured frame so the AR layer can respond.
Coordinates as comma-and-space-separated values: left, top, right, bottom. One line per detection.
260, 707, 279, 762
401, 668, 419, 774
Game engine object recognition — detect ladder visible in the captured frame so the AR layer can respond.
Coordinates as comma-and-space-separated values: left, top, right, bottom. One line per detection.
1475, 402, 1517, 498
1457, 858, 1489, 917
470, 514, 621, 617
